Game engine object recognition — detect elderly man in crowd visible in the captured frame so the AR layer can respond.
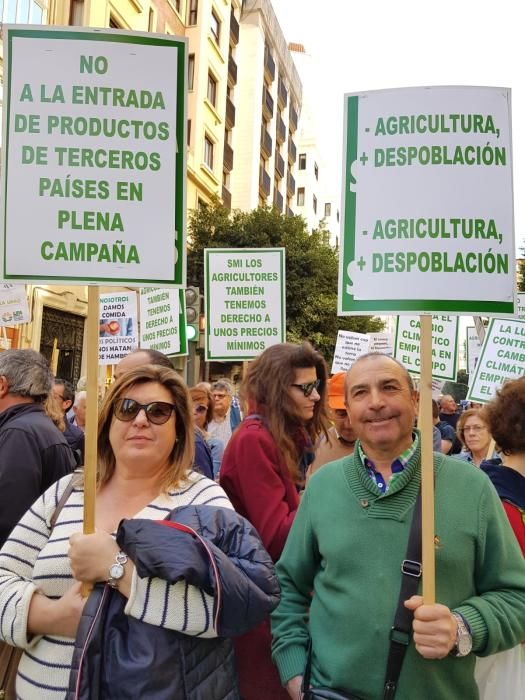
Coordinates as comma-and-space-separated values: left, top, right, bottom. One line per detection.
208, 379, 242, 449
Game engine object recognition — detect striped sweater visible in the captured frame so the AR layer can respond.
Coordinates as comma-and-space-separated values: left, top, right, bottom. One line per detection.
0, 471, 233, 699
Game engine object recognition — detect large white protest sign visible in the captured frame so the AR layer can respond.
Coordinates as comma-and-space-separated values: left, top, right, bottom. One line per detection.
205, 248, 285, 361
467, 318, 525, 402
394, 315, 458, 380
0, 27, 186, 286
338, 86, 515, 316
0, 284, 30, 325
99, 291, 138, 364
139, 287, 187, 356
331, 331, 370, 373
466, 326, 482, 374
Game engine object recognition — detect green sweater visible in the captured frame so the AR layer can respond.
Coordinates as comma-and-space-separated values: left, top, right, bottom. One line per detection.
271, 438, 525, 699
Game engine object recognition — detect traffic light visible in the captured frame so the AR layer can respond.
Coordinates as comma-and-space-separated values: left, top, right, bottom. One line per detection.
185, 286, 200, 342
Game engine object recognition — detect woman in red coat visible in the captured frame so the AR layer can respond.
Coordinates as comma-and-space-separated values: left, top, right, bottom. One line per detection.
220, 342, 330, 699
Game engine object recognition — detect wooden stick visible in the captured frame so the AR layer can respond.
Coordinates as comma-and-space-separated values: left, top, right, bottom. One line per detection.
81, 286, 100, 597
486, 438, 496, 461
419, 314, 435, 604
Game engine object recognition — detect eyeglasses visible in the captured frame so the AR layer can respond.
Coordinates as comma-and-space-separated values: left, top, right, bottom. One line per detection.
213, 393, 227, 400
290, 379, 322, 397
193, 404, 208, 414
114, 398, 176, 425
463, 425, 486, 434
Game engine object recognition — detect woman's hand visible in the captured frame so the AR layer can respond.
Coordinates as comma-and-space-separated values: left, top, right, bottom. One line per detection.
69, 531, 119, 584
28, 581, 87, 638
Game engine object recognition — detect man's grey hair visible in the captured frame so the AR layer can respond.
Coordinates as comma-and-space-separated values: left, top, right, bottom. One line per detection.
212, 379, 233, 396
0, 349, 53, 402
74, 390, 87, 407
344, 352, 415, 402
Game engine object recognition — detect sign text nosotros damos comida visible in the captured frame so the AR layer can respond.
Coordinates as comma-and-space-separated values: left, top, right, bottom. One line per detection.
338, 86, 515, 315
0, 27, 186, 286
205, 248, 286, 361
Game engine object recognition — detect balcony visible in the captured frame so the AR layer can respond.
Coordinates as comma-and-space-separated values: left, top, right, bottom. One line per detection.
264, 49, 275, 82
225, 96, 236, 128
275, 152, 285, 178
261, 127, 272, 158
290, 104, 298, 132
230, 12, 239, 46
287, 171, 295, 196
228, 54, 237, 85
276, 114, 286, 144
262, 86, 274, 119
274, 190, 284, 212
278, 78, 288, 109
223, 142, 234, 172
287, 206, 294, 218
288, 138, 296, 164
259, 166, 271, 197
222, 184, 232, 210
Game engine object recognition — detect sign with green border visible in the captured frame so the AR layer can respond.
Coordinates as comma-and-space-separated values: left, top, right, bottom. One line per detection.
394, 315, 459, 380
338, 86, 515, 315
467, 317, 525, 402
204, 248, 286, 361
139, 287, 188, 357
0, 26, 186, 286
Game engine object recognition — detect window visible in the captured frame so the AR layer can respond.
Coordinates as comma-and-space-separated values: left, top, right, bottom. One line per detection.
211, 9, 221, 44
298, 153, 306, 170
207, 72, 217, 107
187, 119, 191, 147
297, 187, 305, 206
148, 7, 155, 31
2, 0, 47, 23
109, 15, 123, 28
313, 195, 317, 214
314, 162, 319, 180
188, 0, 198, 25
188, 54, 195, 91
197, 198, 208, 211
204, 136, 214, 170
173, 0, 181, 12
324, 202, 331, 217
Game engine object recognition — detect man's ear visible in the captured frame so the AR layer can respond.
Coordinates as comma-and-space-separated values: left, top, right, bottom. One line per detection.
0, 375, 10, 398
64, 399, 73, 412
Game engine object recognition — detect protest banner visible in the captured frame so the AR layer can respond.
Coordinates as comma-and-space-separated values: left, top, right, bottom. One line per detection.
467, 318, 525, 403
368, 331, 394, 354
331, 330, 370, 373
0, 283, 30, 325
99, 291, 138, 364
139, 287, 187, 356
466, 326, 482, 374
204, 248, 285, 361
394, 315, 458, 380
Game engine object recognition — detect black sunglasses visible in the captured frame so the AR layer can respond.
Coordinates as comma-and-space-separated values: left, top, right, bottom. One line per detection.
290, 379, 322, 397
114, 398, 176, 425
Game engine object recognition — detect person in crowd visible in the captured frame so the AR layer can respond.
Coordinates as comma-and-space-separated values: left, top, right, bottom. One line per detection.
190, 383, 224, 479
53, 378, 85, 464
208, 379, 242, 449
0, 349, 76, 548
307, 371, 356, 480
455, 408, 497, 467
439, 394, 460, 429
432, 398, 456, 454
70, 390, 86, 432
271, 353, 525, 700
220, 341, 330, 700
0, 365, 279, 699
475, 378, 525, 697
115, 349, 214, 479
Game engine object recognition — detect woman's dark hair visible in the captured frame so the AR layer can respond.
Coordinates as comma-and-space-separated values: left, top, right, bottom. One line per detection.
481, 377, 525, 456
240, 342, 330, 481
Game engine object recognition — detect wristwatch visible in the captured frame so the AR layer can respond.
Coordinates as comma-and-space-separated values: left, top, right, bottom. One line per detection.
449, 612, 473, 657
107, 550, 128, 589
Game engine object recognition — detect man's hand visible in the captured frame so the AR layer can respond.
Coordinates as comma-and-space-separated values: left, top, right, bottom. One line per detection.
286, 675, 303, 699
404, 595, 457, 658
69, 531, 119, 583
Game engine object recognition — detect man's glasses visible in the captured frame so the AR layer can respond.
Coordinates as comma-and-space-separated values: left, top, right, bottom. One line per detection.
193, 404, 208, 414
114, 398, 176, 425
290, 379, 322, 397
213, 393, 227, 400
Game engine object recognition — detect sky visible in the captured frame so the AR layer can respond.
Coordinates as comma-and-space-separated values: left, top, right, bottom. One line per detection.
271, 0, 524, 254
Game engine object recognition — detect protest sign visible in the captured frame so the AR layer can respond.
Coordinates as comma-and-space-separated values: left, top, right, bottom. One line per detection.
0, 283, 30, 325
99, 291, 138, 364
517, 293, 525, 319
338, 86, 515, 316
368, 331, 394, 355
204, 248, 285, 361
467, 318, 525, 402
0, 27, 186, 286
466, 326, 482, 374
394, 315, 458, 380
331, 330, 370, 373
139, 287, 187, 356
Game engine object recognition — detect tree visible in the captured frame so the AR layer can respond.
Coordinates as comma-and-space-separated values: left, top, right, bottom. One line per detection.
518, 256, 525, 292
187, 201, 384, 362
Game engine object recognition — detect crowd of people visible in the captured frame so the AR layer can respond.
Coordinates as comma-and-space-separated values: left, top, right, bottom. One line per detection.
0, 344, 524, 699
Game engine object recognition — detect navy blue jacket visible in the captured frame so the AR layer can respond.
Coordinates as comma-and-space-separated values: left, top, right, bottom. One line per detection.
68, 505, 280, 699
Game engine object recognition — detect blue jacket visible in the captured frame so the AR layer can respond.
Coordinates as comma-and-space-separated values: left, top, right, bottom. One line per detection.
68, 505, 280, 699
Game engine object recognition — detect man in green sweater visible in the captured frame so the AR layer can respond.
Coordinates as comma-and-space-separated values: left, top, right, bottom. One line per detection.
271, 354, 525, 699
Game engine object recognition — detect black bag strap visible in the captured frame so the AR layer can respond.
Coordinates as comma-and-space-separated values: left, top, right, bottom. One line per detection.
301, 637, 314, 694
383, 490, 422, 699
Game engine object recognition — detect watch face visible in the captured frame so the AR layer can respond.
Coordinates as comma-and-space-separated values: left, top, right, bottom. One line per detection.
109, 563, 124, 580
458, 635, 472, 656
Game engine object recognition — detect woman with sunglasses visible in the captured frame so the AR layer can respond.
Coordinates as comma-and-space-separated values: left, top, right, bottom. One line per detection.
0, 365, 279, 699
220, 342, 330, 700
190, 383, 225, 479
